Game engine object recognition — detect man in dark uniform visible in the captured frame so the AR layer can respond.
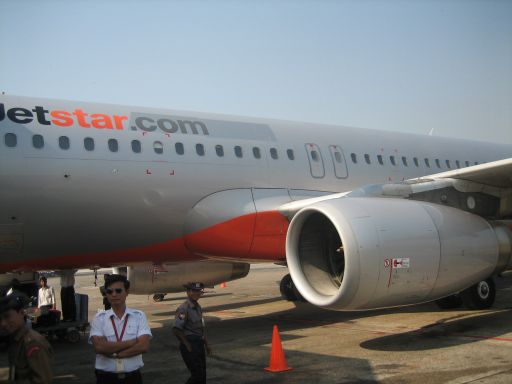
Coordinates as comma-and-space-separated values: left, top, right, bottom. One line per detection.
173, 282, 212, 384
0, 294, 54, 383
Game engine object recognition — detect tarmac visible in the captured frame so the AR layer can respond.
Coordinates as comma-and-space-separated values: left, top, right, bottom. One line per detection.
2, 264, 512, 383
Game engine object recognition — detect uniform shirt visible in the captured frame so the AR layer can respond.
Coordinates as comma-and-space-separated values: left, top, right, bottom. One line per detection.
8, 326, 54, 383
37, 286, 55, 307
89, 307, 152, 373
173, 299, 205, 338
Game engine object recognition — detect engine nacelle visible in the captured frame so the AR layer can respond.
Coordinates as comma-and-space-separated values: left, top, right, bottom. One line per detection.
286, 197, 512, 310
127, 261, 250, 294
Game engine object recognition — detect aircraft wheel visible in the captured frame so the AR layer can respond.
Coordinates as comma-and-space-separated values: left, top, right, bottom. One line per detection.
55, 330, 67, 341
152, 294, 165, 302
435, 295, 463, 309
66, 330, 80, 343
279, 274, 297, 301
460, 278, 496, 310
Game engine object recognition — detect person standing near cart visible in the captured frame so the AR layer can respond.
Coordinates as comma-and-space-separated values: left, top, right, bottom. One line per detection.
89, 274, 152, 384
0, 294, 54, 383
37, 277, 55, 312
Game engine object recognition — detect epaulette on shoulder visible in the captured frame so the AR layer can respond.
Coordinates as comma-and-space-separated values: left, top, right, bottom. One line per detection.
129, 309, 144, 317
24, 330, 43, 344
94, 311, 108, 319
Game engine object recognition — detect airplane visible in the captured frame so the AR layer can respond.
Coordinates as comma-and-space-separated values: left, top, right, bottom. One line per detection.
1, 94, 511, 311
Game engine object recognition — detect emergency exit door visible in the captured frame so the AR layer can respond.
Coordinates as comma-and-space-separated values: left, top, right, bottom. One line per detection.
329, 145, 348, 179
305, 143, 325, 178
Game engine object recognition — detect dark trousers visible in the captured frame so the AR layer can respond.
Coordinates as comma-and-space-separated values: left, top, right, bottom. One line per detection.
34, 305, 58, 327
179, 338, 206, 384
61, 286, 76, 321
95, 369, 142, 384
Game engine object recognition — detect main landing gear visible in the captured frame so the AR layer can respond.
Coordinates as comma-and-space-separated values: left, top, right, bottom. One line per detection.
279, 274, 306, 302
435, 277, 496, 310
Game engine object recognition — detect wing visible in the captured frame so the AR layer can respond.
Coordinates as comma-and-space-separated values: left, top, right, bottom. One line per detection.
416, 157, 512, 189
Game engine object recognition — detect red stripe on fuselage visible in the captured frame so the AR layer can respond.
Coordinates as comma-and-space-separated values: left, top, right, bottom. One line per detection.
185, 211, 288, 260
0, 211, 288, 272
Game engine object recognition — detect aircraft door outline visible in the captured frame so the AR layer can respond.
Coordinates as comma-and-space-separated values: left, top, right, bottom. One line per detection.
305, 143, 325, 178
329, 145, 348, 179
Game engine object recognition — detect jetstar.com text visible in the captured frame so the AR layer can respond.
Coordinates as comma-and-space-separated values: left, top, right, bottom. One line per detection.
0, 103, 127, 130
0, 103, 210, 135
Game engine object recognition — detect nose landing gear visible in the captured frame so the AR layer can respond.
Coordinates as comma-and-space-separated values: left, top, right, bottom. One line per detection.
152, 293, 166, 302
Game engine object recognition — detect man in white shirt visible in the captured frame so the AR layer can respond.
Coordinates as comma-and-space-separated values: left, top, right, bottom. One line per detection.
36, 276, 57, 327
89, 274, 152, 384
37, 276, 55, 311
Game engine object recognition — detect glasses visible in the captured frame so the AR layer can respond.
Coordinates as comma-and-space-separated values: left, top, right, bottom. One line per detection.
106, 288, 124, 295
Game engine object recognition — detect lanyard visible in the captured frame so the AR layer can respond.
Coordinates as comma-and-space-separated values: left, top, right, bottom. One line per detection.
110, 314, 129, 341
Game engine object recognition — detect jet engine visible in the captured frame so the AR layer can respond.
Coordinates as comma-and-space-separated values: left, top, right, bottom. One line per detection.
286, 197, 512, 310
127, 261, 250, 295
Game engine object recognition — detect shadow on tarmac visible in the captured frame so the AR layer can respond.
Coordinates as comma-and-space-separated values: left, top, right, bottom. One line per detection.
360, 308, 512, 351
49, 318, 380, 384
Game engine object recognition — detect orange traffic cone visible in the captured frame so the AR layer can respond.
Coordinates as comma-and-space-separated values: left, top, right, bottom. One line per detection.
220, 282, 227, 288
265, 325, 292, 372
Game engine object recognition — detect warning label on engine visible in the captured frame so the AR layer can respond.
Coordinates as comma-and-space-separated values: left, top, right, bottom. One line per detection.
384, 258, 410, 269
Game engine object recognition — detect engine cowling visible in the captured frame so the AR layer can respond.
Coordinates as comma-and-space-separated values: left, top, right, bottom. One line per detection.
286, 197, 512, 310
127, 261, 250, 294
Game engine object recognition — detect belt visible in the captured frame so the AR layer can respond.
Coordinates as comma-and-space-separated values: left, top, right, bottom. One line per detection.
185, 335, 204, 341
95, 369, 140, 379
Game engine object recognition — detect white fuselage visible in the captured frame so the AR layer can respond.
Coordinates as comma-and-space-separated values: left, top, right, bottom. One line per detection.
0, 95, 510, 271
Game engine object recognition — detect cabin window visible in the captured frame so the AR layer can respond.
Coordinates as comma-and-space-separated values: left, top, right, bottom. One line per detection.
4, 133, 17, 147
364, 154, 371, 164
175, 142, 184, 155
131, 140, 141, 153
153, 141, 163, 154
196, 143, 205, 156
424, 158, 430, 168
108, 139, 119, 152
377, 154, 384, 165
335, 151, 343, 163
84, 137, 95, 151
287, 149, 295, 160
445, 160, 451, 169
413, 157, 419, 167
455, 160, 460, 168
215, 145, 224, 157
234, 146, 243, 158
270, 148, 278, 160
32, 134, 44, 149
59, 136, 70, 150
253, 147, 261, 159
351, 153, 357, 164
402, 156, 408, 167
465, 161, 470, 167
389, 156, 396, 166
435, 159, 441, 168
312, 150, 320, 162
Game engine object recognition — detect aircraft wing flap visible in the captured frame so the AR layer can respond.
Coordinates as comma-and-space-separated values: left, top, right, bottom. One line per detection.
414, 158, 512, 188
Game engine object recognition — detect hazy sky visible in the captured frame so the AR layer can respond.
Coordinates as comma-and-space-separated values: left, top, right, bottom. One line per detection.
1, 0, 511, 143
